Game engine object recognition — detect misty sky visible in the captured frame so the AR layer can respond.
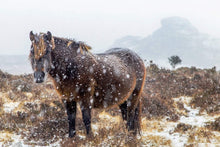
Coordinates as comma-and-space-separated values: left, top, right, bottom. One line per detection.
0, 0, 220, 55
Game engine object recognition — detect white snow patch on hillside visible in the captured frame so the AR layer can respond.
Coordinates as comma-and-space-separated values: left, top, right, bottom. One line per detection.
0, 132, 28, 147
173, 97, 216, 127
142, 96, 218, 147
142, 119, 188, 147
3, 102, 20, 113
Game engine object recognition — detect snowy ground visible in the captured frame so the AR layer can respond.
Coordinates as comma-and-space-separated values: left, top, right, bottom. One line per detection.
1, 95, 220, 146
141, 97, 220, 146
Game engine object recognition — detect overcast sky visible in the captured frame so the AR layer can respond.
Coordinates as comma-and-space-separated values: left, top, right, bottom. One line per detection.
1, 0, 220, 55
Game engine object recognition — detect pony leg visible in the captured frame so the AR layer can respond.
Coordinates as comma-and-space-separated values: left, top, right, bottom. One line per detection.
65, 101, 77, 138
134, 101, 141, 134
127, 96, 141, 135
127, 65, 145, 135
119, 101, 127, 121
80, 106, 91, 135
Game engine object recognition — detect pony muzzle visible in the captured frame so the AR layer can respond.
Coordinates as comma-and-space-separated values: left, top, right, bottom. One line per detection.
34, 71, 45, 83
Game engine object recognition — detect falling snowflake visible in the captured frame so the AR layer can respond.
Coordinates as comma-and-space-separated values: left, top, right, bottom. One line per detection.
103, 69, 107, 74
95, 92, 99, 96
87, 87, 91, 92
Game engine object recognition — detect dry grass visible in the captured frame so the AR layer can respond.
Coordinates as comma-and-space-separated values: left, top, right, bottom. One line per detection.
206, 117, 220, 132
0, 67, 220, 146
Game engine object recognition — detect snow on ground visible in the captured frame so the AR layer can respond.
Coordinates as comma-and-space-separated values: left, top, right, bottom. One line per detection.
141, 96, 220, 147
83, 97, 219, 146
3, 102, 20, 113
1, 92, 20, 113
0, 131, 63, 147
0, 96, 219, 146
141, 117, 188, 147
173, 97, 216, 127
0, 132, 27, 147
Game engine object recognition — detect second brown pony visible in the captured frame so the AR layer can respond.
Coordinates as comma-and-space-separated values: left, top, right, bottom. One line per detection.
29, 31, 146, 137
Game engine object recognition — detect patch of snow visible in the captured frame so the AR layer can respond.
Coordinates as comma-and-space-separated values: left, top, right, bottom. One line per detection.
92, 124, 99, 136
142, 119, 188, 147
50, 139, 62, 146
173, 97, 215, 127
24, 92, 33, 98
142, 96, 219, 147
143, 131, 188, 147
92, 124, 99, 131
0, 132, 29, 147
78, 134, 86, 139
3, 102, 20, 113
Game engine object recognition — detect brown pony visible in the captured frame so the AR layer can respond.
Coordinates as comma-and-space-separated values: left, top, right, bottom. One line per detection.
29, 31, 146, 138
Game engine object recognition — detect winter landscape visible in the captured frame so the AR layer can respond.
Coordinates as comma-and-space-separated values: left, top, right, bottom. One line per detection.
1, 0, 220, 146
0, 17, 220, 146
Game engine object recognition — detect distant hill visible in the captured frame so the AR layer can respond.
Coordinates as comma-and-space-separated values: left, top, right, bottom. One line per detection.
112, 17, 220, 68
0, 55, 32, 74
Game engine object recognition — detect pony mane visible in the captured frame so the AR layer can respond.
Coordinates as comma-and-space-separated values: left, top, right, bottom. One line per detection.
37, 32, 92, 55
52, 35, 92, 52
78, 41, 92, 51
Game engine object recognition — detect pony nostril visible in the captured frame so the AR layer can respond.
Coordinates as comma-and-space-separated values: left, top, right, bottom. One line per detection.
34, 71, 45, 83
35, 77, 44, 83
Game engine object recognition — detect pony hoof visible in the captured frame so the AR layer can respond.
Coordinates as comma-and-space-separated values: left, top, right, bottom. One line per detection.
69, 131, 76, 138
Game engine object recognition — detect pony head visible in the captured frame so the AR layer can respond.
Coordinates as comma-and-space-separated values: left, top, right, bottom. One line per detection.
29, 31, 55, 83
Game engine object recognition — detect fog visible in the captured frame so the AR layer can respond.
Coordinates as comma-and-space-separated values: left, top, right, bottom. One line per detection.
0, 0, 220, 55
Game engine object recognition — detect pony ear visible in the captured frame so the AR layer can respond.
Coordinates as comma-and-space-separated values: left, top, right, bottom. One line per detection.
71, 42, 79, 49
47, 31, 52, 41
29, 31, 34, 41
